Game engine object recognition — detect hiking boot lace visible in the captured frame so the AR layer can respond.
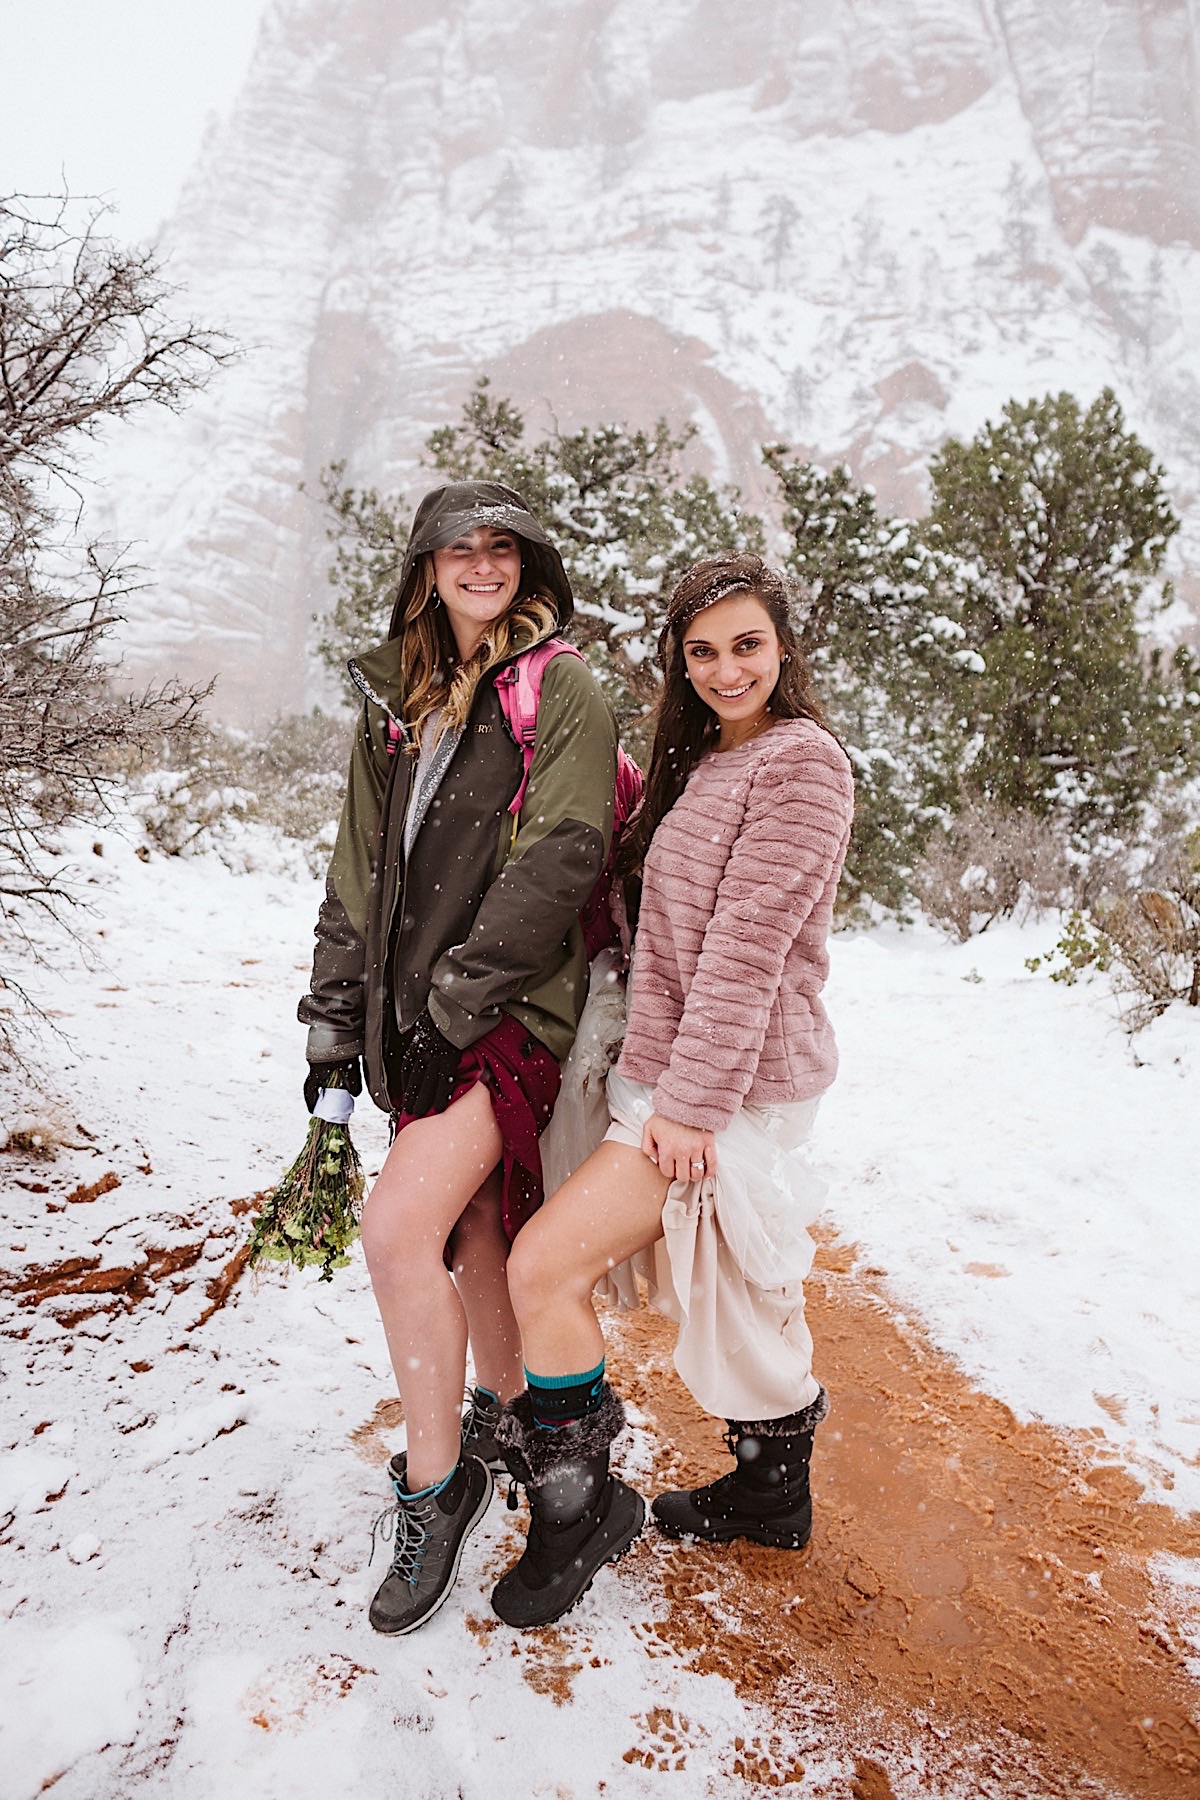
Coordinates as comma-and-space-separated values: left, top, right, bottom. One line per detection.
369, 1491, 435, 1586
464, 1385, 500, 1435
461, 1388, 485, 1445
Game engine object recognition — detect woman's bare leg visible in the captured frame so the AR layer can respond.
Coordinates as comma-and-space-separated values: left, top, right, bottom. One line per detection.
447, 1168, 525, 1403
506, 1140, 670, 1375
360, 1083, 503, 1489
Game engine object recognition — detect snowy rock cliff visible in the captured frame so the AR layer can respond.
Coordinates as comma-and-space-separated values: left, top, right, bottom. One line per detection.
100, 0, 1200, 718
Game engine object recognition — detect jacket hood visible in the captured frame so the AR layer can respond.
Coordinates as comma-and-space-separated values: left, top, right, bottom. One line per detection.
387, 480, 574, 638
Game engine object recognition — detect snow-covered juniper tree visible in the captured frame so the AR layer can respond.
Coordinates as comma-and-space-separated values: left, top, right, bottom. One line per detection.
762, 448, 981, 912
0, 194, 228, 1055
318, 387, 980, 910
316, 379, 761, 753
316, 382, 1200, 916
926, 388, 1200, 837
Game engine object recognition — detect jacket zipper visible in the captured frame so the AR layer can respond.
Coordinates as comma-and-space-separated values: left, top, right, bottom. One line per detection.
354, 624, 564, 1092
377, 722, 415, 1113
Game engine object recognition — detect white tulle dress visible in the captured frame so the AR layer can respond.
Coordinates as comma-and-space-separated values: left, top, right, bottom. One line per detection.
539, 953, 827, 1422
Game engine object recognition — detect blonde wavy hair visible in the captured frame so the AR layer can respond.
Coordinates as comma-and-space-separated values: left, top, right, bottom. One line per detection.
398, 554, 559, 746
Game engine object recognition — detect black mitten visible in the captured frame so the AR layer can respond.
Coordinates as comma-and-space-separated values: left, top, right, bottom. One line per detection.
399, 1010, 461, 1117
303, 1057, 362, 1114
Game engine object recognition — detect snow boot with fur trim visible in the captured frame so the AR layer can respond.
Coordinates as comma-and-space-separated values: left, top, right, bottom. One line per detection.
490, 1385, 645, 1629
651, 1389, 828, 1549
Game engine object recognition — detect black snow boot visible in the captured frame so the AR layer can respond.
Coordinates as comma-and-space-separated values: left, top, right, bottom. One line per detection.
651, 1388, 828, 1550
389, 1385, 505, 1487
490, 1385, 645, 1629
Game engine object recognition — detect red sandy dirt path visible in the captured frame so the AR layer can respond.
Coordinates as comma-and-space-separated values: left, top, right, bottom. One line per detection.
601, 1230, 1200, 1797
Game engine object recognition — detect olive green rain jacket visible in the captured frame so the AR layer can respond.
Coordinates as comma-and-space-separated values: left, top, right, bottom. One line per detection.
298, 481, 618, 1113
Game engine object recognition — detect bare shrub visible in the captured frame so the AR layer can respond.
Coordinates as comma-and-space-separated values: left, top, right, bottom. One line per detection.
1099, 832, 1200, 1029
0, 1109, 80, 1159
1026, 827, 1200, 1031
132, 711, 352, 872
1, 193, 230, 1065
1062, 836, 1138, 913
911, 802, 1071, 940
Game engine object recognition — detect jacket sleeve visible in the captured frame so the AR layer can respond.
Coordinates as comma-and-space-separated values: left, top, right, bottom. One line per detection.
427, 656, 617, 1049
297, 701, 392, 1063
651, 734, 854, 1131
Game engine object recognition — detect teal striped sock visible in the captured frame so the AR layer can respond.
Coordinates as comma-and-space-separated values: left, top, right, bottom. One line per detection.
525, 1360, 605, 1429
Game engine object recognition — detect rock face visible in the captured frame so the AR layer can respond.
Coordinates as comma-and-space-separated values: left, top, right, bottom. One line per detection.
102, 0, 1200, 718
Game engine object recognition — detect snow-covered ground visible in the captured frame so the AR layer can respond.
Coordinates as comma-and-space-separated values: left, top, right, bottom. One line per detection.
1, 815, 1197, 1797
818, 917, 1200, 1516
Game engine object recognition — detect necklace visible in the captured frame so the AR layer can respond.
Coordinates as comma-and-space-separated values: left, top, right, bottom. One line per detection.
716, 713, 774, 753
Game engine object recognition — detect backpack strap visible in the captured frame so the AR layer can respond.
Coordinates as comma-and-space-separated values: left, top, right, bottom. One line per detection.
494, 639, 584, 816
613, 747, 643, 833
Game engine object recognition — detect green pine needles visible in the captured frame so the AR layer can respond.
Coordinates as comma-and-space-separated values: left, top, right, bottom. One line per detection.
315, 379, 1200, 925
249, 1078, 366, 1282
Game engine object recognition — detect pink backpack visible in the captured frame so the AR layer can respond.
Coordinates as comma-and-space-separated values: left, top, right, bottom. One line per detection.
493, 639, 643, 961
382, 639, 643, 958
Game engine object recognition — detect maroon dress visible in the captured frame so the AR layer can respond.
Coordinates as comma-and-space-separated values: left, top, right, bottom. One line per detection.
393, 1013, 561, 1243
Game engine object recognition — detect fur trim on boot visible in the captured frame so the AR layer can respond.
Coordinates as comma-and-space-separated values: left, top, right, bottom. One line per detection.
490, 1383, 643, 1629
732, 1386, 829, 1440
494, 1383, 626, 1486
651, 1387, 826, 1549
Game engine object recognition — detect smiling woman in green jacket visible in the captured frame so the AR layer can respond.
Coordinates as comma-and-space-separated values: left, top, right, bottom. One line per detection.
298, 481, 617, 1636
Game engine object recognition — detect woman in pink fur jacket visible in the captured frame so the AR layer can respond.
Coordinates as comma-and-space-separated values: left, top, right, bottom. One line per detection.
489, 551, 855, 1630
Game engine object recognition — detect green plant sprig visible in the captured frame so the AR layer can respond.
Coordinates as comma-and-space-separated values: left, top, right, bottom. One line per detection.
249, 1081, 366, 1282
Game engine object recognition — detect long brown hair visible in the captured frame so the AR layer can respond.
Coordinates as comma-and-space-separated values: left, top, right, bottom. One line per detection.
398, 551, 558, 746
619, 553, 830, 874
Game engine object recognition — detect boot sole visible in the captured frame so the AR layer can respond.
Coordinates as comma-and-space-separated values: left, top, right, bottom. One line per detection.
369, 1462, 493, 1636
491, 1482, 646, 1630
651, 1514, 812, 1551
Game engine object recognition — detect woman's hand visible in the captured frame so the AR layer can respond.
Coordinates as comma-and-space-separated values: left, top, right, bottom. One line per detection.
640, 1113, 717, 1184
400, 1009, 461, 1116
303, 1056, 362, 1115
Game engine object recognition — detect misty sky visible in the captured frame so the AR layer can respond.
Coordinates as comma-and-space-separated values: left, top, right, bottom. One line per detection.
1, 0, 267, 242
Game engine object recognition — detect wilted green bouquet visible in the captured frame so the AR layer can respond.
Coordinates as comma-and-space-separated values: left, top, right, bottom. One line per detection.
248, 1076, 365, 1282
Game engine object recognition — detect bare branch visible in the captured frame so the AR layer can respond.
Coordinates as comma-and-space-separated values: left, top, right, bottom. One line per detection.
0, 193, 235, 486
1, 190, 227, 1067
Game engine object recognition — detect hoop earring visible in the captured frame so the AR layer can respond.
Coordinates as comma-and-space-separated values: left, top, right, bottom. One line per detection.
431, 588, 442, 610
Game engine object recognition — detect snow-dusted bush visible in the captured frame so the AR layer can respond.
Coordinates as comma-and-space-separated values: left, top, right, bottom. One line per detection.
764, 450, 981, 914
131, 712, 350, 874
0, 1107, 80, 1160
911, 802, 1071, 940
927, 389, 1200, 836
1028, 827, 1200, 1031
